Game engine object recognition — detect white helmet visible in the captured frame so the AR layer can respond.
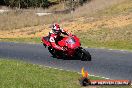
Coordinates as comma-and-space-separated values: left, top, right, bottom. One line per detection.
52, 23, 61, 34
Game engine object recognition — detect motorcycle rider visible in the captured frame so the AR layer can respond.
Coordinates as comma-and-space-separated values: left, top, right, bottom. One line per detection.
49, 23, 71, 51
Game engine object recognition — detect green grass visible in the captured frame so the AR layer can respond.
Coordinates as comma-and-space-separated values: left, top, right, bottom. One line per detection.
80, 39, 132, 50
0, 37, 41, 43
0, 58, 109, 88
0, 36, 132, 51
0, 59, 131, 88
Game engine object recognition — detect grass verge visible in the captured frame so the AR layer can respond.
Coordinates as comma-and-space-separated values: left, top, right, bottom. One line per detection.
0, 37, 132, 51
0, 37, 41, 44
0, 58, 131, 88
0, 58, 107, 88
75, 24, 132, 51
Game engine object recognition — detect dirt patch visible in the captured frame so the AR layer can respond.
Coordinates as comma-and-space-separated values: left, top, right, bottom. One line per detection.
62, 14, 132, 32
0, 25, 50, 38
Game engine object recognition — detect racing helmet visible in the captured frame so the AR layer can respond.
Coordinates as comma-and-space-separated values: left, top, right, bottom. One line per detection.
52, 23, 61, 34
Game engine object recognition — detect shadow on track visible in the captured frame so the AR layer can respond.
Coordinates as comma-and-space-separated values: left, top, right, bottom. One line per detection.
51, 56, 81, 61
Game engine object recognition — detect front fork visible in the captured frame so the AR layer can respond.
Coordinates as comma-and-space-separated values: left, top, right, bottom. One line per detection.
75, 47, 83, 57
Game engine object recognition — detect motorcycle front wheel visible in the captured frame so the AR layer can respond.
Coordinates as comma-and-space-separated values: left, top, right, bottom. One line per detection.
82, 49, 91, 61
77, 48, 91, 61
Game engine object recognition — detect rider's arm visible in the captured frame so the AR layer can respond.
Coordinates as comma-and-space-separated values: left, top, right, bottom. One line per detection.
60, 28, 70, 36
49, 36, 63, 50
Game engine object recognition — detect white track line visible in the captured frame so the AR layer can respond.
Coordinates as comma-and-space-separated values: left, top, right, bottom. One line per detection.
100, 48, 132, 52
41, 65, 110, 79
84, 46, 132, 52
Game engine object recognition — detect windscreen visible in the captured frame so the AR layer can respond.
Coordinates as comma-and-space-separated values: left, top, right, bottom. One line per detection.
66, 37, 76, 44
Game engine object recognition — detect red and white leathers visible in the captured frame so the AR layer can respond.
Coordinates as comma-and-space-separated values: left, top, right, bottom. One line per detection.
49, 28, 70, 50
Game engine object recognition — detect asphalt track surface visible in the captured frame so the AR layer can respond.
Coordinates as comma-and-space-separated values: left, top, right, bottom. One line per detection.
0, 42, 132, 80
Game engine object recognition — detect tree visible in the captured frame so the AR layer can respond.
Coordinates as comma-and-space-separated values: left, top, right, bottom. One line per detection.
3, 0, 50, 8
3, 0, 89, 9
65, 0, 79, 11
65, 0, 89, 12
0, 0, 6, 5
40, 0, 50, 8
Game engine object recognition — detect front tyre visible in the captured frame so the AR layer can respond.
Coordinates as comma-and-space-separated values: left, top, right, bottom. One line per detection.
78, 48, 91, 61
82, 49, 91, 61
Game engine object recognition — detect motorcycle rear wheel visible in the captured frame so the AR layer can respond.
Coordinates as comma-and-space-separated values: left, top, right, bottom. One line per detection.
48, 47, 63, 58
48, 47, 56, 58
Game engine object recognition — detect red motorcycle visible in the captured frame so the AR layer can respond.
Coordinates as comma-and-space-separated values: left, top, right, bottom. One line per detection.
41, 35, 91, 61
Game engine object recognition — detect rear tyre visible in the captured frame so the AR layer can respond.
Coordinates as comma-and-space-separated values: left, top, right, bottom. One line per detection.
48, 47, 56, 58
48, 47, 63, 59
